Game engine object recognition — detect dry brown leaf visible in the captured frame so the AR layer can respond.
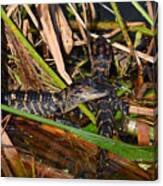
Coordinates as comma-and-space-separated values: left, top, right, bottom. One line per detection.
22, 19, 33, 44
54, 5, 73, 54
1, 155, 13, 177
36, 4, 72, 85
1, 128, 29, 177
6, 5, 18, 17
8, 118, 97, 178
5, 25, 43, 90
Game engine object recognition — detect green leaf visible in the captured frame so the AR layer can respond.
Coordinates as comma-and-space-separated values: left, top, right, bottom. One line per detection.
114, 111, 123, 121
143, 89, 156, 100
134, 31, 142, 49
83, 123, 98, 134
129, 25, 156, 37
131, 1, 154, 26
115, 80, 132, 96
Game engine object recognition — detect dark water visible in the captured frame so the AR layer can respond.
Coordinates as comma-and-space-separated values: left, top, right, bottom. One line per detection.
95, 1, 158, 24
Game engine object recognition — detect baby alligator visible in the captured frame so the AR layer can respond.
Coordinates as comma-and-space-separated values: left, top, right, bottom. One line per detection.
89, 37, 129, 177
2, 36, 129, 177
90, 37, 129, 136
2, 78, 117, 117
2, 37, 129, 121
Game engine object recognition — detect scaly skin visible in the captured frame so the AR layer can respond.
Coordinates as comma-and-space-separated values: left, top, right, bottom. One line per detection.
90, 37, 129, 177
2, 36, 129, 178
2, 78, 117, 117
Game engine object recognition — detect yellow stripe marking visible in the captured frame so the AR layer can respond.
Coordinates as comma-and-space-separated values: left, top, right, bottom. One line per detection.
24, 94, 28, 101
11, 93, 16, 100
30, 102, 39, 115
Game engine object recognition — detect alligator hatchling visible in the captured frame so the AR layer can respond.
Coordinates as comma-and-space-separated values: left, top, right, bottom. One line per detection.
2, 36, 129, 176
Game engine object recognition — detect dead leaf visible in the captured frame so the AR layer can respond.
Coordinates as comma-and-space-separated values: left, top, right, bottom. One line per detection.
1, 128, 29, 177
54, 5, 73, 54
36, 4, 72, 85
22, 19, 33, 44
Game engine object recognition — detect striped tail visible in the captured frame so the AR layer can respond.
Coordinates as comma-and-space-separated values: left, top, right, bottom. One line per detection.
96, 96, 115, 177
96, 97, 115, 138
1, 91, 61, 117
96, 96, 129, 178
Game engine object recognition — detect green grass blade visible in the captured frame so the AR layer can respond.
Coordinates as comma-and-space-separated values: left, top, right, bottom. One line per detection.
131, 1, 154, 26
78, 104, 96, 124
1, 7, 96, 124
110, 2, 132, 47
1, 104, 156, 162
129, 25, 156, 37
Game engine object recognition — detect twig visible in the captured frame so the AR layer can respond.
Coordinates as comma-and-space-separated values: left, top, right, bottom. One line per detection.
23, 5, 39, 28
72, 58, 88, 78
105, 21, 147, 39
127, 22, 145, 27
129, 105, 157, 117
103, 28, 121, 38
147, 37, 155, 55
147, 1, 154, 21
82, 3, 88, 26
68, 3, 87, 30
23, 4, 47, 43
89, 3, 96, 20
71, 3, 87, 41
111, 41, 155, 63
100, 3, 115, 15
